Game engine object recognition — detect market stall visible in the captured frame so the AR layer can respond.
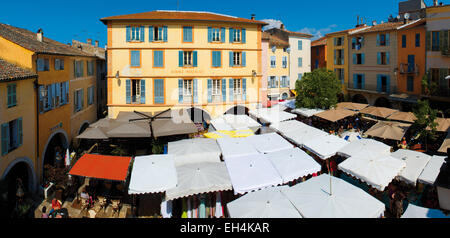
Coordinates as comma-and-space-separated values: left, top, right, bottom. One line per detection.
281, 174, 386, 218
401, 203, 449, 218
224, 154, 283, 194
314, 108, 357, 123
337, 139, 391, 158
364, 121, 411, 141
335, 102, 368, 111
265, 148, 322, 184
417, 155, 446, 186
216, 137, 260, 160
337, 153, 406, 191
269, 120, 309, 136
226, 186, 302, 218
360, 106, 398, 119
386, 111, 417, 124
168, 138, 221, 166
249, 107, 297, 124
281, 125, 329, 148
391, 149, 432, 186
291, 108, 325, 118
302, 134, 350, 160
211, 114, 261, 132
340, 131, 362, 142
245, 133, 294, 154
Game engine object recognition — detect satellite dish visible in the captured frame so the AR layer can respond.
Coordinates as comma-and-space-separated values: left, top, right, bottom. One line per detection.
404, 13, 410, 20
396, 15, 400, 20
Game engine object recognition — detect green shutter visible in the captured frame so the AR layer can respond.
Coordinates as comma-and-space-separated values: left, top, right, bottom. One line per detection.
229, 78, 234, 101
1, 123, 9, 155
426, 32, 431, 51
193, 51, 198, 67
179, 51, 183, 67
207, 79, 212, 103
126, 79, 131, 104
178, 79, 183, 103
17, 118, 22, 147
149, 26, 154, 42
140, 79, 145, 104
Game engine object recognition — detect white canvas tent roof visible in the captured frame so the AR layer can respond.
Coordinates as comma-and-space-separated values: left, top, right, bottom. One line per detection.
217, 137, 259, 160
249, 108, 296, 124
418, 155, 447, 185
291, 108, 325, 118
246, 133, 294, 154
338, 153, 406, 191
391, 149, 432, 185
266, 148, 322, 183
225, 154, 283, 194
269, 120, 309, 136
165, 162, 232, 201
282, 125, 329, 147
128, 155, 177, 194
303, 134, 350, 159
401, 204, 449, 218
211, 114, 261, 132
281, 174, 385, 218
227, 186, 302, 218
210, 117, 233, 131
337, 138, 392, 158
168, 138, 222, 166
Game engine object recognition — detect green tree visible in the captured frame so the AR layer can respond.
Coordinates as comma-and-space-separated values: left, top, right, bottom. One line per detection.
295, 68, 342, 109
421, 71, 438, 96
412, 99, 438, 151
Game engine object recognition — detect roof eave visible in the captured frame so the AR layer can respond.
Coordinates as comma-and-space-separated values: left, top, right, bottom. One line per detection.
100, 18, 268, 26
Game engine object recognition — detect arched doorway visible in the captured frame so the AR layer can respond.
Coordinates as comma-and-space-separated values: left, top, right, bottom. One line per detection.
352, 94, 368, 104
42, 131, 68, 183
0, 158, 36, 218
187, 107, 212, 124
375, 97, 392, 108
78, 122, 90, 135
225, 105, 249, 115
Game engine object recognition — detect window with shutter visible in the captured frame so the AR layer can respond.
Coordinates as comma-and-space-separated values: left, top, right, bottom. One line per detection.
130, 50, 141, 67
154, 79, 164, 104
7, 84, 17, 108
183, 26, 193, 42
153, 50, 164, 67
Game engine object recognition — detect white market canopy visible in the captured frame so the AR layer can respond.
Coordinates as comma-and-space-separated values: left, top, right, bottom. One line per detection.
249, 108, 297, 124
266, 148, 322, 184
401, 204, 449, 218
281, 125, 329, 147
418, 155, 447, 185
128, 155, 177, 194
303, 134, 350, 160
337, 138, 392, 158
165, 162, 233, 201
338, 153, 406, 191
167, 138, 221, 166
225, 154, 283, 194
391, 149, 432, 185
291, 108, 325, 118
269, 120, 309, 136
246, 133, 294, 154
227, 186, 302, 218
216, 137, 259, 160
211, 114, 261, 132
340, 131, 362, 142
281, 174, 386, 218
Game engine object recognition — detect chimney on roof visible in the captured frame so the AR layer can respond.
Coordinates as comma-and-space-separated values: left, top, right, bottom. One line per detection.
87, 39, 92, 45
280, 24, 285, 30
251, 14, 255, 20
95, 40, 99, 47
434, 0, 438, 6
372, 20, 377, 26
37, 29, 43, 42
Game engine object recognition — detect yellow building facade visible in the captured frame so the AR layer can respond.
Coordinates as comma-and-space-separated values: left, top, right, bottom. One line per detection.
101, 11, 266, 119
0, 23, 98, 185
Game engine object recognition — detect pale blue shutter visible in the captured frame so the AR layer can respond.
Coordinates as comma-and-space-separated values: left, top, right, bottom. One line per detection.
229, 28, 234, 43
386, 75, 390, 94
1, 123, 9, 155
208, 27, 212, 42
377, 34, 380, 46
140, 26, 145, 42
229, 78, 234, 101
353, 74, 357, 89
361, 53, 365, 64
81, 89, 84, 109
149, 26, 154, 42
221, 28, 225, 43
362, 74, 365, 89
242, 78, 247, 101
377, 52, 381, 65
179, 51, 183, 67
334, 50, 337, 65
126, 79, 131, 104
155, 79, 164, 104
386, 33, 390, 46
193, 79, 198, 103
17, 118, 22, 147
51, 84, 56, 109
353, 54, 357, 64
386, 52, 390, 64
56, 82, 61, 107
140, 79, 145, 104
242, 28, 246, 43
126, 26, 130, 42
178, 79, 183, 103
38, 85, 44, 112
193, 51, 198, 67
65, 82, 69, 105
377, 75, 382, 92
229, 52, 234, 67
222, 79, 226, 102
163, 26, 168, 42
287, 76, 290, 88
207, 79, 212, 103
242, 52, 246, 67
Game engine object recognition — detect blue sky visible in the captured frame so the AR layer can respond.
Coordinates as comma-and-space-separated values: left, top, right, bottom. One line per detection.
0, 0, 447, 46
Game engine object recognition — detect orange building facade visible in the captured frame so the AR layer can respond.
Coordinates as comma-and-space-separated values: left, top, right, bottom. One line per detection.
396, 19, 426, 96
311, 37, 327, 70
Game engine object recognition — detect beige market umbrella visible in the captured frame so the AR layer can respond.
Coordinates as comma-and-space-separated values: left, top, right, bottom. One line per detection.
364, 121, 411, 141
387, 111, 417, 123
360, 106, 398, 119
429, 118, 450, 132
106, 120, 151, 138
315, 108, 357, 122
76, 127, 108, 140
336, 102, 369, 111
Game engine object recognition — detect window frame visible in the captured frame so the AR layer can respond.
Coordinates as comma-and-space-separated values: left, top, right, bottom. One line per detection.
130, 50, 141, 68
233, 51, 242, 67
153, 50, 165, 68
182, 26, 194, 43
7, 83, 17, 108
183, 51, 194, 67
131, 79, 141, 104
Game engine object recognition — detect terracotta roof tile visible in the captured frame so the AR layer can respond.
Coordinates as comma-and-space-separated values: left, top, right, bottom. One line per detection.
100, 11, 268, 25
263, 32, 289, 47
351, 22, 405, 34
0, 23, 95, 57
326, 25, 371, 36
0, 59, 37, 81
311, 37, 327, 46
